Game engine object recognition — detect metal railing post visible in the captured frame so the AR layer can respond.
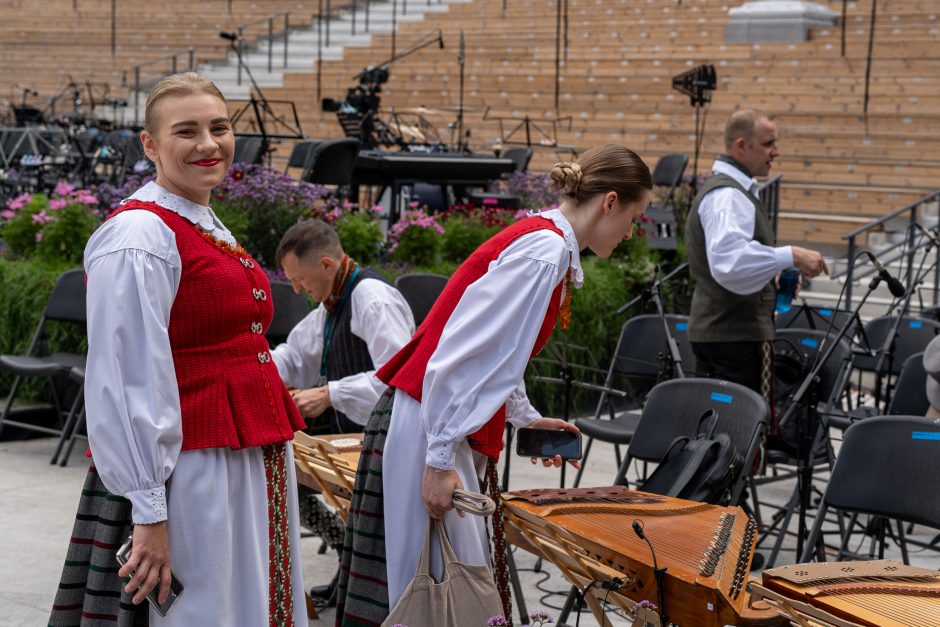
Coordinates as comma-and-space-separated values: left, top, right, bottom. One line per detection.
392, 0, 398, 58
171, 54, 177, 74
188, 47, 194, 71
326, 0, 331, 47
284, 13, 289, 68
352, 0, 357, 35
237, 28, 244, 85
846, 235, 856, 309
268, 17, 273, 73
907, 205, 919, 288
317, 0, 323, 102
134, 66, 140, 126
403, 0, 408, 15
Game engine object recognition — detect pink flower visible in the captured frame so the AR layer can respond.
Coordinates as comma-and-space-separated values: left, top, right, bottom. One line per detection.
0, 209, 14, 219
7, 194, 32, 210
35, 231, 44, 242
76, 193, 99, 205
407, 201, 420, 208
48, 199, 67, 210
31, 210, 53, 224
55, 181, 76, 196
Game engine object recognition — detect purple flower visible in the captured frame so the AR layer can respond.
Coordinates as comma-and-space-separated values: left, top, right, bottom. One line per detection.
529, 610, 554, 623
487, 617, 509, 627
54, 181, 76, 196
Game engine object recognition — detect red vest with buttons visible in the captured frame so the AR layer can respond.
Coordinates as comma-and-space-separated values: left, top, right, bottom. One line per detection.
109, 200, 305, 450
376, 217, 567, 460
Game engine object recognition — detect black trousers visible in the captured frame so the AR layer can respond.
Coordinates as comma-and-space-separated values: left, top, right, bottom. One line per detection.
692, 340, 764, 395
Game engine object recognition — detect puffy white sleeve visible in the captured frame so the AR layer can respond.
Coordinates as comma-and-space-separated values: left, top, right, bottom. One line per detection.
83, 210, 183, 525
271, 306, 327, 390
505, 380, 541, 429
328, 279, 416, 425
698, 187, 793, 295
421, 232, 568, 469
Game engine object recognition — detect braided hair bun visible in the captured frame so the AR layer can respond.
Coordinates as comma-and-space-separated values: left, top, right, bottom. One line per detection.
549, 161, 582, 196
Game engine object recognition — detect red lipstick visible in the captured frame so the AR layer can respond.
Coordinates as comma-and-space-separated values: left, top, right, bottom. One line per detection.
191, 159, 221, 167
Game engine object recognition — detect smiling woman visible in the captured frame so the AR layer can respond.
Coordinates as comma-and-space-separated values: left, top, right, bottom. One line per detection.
49, 73, 308, 627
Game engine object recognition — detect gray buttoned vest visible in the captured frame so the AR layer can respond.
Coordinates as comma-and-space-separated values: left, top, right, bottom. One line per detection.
685, 173, 776, 343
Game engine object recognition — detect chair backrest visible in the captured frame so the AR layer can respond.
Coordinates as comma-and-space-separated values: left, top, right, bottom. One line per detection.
854, 315, 940, 375
44, 269, 87, 324
394, 273, 448, 326
303, 137, 361, 185
886, 351, 929, 415
609, 314, 694, 387
501, 146, 533, 172
823, 416, 940, 529
650, 152, 688, 210
627, 378, 769, 504
775, 305, 857, 337
287, 140, 318, 170
774, 328, 853, 408
266, 281, 312, 346
233, 136, 264, 165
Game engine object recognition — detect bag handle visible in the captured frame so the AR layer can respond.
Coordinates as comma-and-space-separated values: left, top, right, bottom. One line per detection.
666, 439, 721, 498
414, 518, 462, 580
696, 409, 719, 438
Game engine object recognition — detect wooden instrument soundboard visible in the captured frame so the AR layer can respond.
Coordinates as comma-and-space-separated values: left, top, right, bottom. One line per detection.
752, 560, 940, 627
501, 486, 786, 627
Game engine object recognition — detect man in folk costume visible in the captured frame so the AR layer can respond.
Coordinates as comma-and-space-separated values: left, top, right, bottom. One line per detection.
271, 219, 415, 603
685, 108, 828, 443
334, 145, 653, 625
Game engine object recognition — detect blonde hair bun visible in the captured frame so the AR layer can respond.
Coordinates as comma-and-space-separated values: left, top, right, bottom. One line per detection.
550, 161, 582, 195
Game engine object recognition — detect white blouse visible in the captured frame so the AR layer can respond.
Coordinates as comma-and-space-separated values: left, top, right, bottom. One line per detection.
420, 208, 582, 469
270, 277, 416, 426
83, 182, 238, 523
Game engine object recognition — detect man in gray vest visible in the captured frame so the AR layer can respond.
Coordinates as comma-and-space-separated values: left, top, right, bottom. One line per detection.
686, 108, 827, 399
272, 219, 416, 604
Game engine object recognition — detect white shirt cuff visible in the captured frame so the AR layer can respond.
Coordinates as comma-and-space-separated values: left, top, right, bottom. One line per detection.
775, 245, 794, 270
126, 486, 168, 524
426, 434, 456, 470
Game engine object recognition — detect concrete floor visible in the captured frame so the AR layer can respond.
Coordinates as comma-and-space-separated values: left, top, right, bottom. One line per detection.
2, 431, 937, 626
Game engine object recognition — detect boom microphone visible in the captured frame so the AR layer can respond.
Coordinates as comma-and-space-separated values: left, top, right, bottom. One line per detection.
219, 31, 239, 41
865, 251, 906, 298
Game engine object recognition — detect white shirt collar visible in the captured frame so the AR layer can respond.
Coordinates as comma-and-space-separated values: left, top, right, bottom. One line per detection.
124, 181, 236, 245
529, 207, 584, 288
711, 159, 759, 195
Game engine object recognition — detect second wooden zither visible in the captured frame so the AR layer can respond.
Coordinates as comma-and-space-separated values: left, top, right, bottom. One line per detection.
501, 486, 785, 627
753, 560, 940, 627
292, 431, 363, 523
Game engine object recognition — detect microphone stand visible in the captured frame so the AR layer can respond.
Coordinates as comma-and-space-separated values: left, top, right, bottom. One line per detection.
871, 228, 937, 408
224, 34, 273, 164
765, 266, 883, 566
648, 265, 685, 379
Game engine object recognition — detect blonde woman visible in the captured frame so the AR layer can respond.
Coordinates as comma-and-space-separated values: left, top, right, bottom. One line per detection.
50, 73, 307, 626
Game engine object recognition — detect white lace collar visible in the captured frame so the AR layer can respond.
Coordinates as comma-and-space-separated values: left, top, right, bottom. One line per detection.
529, 207, 584, 288
123, 181, 236, 246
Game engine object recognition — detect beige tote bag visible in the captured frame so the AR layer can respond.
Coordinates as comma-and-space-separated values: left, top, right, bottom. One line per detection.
382, 518, 504, 627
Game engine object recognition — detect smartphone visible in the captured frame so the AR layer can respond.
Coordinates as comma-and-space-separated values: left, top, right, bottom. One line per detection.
515, 427, 583, 461
115, 535, 184, 617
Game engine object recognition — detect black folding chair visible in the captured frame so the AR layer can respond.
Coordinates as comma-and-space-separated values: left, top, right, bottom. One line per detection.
775, 304, 857, 336
852, 315, 940, 409
394, 273, 448, 327
572, 314, 695, 487
285, 140, 319, 178
800, 416, 940, 564
500, 146, 533, 172
233, 135, 265, 165
302, 137, 361, 190
0, 269, 87, 457
643, 153, 688, 250
612, 377, 769, 508
266, 280, 313, 347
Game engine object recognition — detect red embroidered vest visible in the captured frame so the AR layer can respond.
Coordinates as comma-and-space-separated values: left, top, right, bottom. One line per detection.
109, 200, 305, 450
376, 217, 566, 459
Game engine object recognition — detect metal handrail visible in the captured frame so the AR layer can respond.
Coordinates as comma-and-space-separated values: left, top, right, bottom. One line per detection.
839, 188, 940, 308
235, 12, 291, 85
131, 47, 195, 125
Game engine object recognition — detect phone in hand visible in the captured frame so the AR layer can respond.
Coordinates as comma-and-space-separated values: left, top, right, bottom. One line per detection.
515, 427, 583, 461
115, 535, 184, 617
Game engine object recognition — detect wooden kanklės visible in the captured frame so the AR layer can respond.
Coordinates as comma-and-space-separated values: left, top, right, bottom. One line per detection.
754, 560, 940, 627
501, 486, 787, 627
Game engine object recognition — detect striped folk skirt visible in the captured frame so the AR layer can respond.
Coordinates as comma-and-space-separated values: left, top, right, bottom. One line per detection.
48, 465, 147, 627
334, 388, 395, 627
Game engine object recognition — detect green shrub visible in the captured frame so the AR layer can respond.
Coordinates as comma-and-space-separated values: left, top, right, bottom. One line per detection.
388, 209, 444, 266
440, 215, 502, 264
36, 203, 100, 265
336, 213, 384, 265
1, 194, 49, 258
